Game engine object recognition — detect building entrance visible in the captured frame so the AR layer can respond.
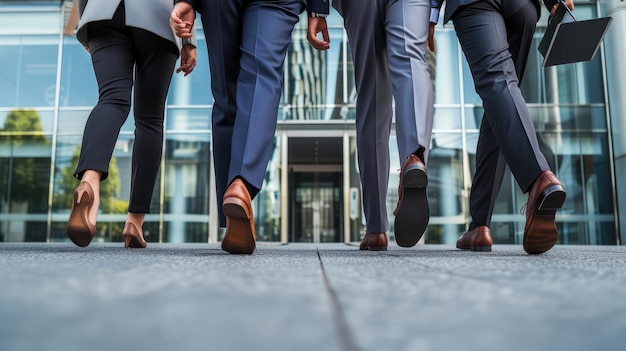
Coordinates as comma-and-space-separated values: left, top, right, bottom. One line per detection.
289, 170, 342, 243
287, 137, 344, 243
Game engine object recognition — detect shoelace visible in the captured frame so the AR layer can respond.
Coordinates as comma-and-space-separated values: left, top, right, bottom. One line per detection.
520, 203, 528, 215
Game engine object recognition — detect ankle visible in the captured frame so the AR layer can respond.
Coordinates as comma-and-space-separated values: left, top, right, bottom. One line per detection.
126, 213, 145, 232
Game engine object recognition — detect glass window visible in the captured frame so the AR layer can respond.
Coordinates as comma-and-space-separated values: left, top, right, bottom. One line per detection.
0, 109, 54, 133
530, 105, 607, 130
287, 26, 347, 120
427, 132, 465, 222
60, 36, 97, 107
0, 130, 52, 242
255, 136, 282, 242
433, 107, 462, 130
434, 29, 462, 105
460, 54, 482, 106
163, 132, 211, 243
166, 108, 212, 131
0, 35, 59, 108
464, 106, 483, 131
0, 6, 60, 35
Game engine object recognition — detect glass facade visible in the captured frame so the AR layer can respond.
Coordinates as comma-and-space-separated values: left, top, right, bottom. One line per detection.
0, 0, 619, 245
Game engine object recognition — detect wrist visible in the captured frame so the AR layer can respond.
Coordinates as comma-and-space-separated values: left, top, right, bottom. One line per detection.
308, 12, 328, 18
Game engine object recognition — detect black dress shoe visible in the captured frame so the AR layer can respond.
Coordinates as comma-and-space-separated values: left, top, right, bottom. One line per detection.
393, 154, 429, 247
523, 171, 566, 254
456, 226, 492, 252
222, 178, 256, 254
359, 231, 388, 251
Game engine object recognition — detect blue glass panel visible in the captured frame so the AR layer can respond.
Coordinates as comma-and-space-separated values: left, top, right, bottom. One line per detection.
60, 37, 97, 107
0, 35, 58, 108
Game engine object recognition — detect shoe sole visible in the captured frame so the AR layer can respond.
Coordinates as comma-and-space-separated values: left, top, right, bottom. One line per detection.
456, 245, 492, 252
394, 167, 429, 247
123, 234, 146, 249
222, 198, 256, 255
67, 187, 94, 247
523, 185, 566, 254
360, 246, 388, 251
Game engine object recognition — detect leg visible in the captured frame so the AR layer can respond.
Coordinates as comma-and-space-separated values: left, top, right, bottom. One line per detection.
468, 1, 539, 230
341, 0, 393, 235
230, 0, 303, 191
199, 1, 244, 227
218, 0, 303, 254
453, 9, 548, 196
455, 6, 565, 254
386, 0, 433, 163
69, 18, 133, 247
129, 29, 178, 214
121, 28, 178, 248
385, 0, 433, 246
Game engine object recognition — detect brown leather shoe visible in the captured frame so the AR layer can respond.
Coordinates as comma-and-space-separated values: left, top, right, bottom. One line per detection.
67, 181, 96, 247
523, 171, 566, 254
221, 178, 256, 254
359, 231, 388, 251
393, 154, 429, 247
456, 226, 492, 252
122, 222, 147, 249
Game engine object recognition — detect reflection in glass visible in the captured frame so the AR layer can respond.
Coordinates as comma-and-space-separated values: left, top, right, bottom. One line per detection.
60, 37, 97, 107
164, 133, 211, 243
256, 137, 283, 242
0, 35, 58, 108
0, 112, 52, 241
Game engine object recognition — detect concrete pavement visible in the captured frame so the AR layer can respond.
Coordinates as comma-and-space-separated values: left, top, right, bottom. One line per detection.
1, 242, 625, 351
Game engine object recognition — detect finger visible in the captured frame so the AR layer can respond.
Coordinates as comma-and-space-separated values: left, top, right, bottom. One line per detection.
322, 29, 330, 44
307, 33, 329, 50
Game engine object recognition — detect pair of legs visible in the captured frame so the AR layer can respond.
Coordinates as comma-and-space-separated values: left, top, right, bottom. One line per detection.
71, 5, 178, 246
197, 0, 304, 252
454, 1, 547, 229
337, 0, 434, 245
453, 1, 566, 253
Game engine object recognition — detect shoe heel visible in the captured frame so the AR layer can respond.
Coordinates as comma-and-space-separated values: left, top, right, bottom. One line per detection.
366, 246, 388, 251
471, 246, 492, 252
223, 198, 251, 219
537, 185, 566, 214
402, 168, 428, 188
122, 223, 147, 249
67, 182, 96, 247
123, 234, 133, 249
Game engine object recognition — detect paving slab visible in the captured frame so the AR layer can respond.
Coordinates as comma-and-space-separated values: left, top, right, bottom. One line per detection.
0, 243, 624, 351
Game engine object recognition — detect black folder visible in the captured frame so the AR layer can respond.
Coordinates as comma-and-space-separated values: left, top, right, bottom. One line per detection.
538, 2, 612, 67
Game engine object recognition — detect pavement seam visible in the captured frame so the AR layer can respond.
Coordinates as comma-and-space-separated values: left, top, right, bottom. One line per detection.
316, 248, 360, 351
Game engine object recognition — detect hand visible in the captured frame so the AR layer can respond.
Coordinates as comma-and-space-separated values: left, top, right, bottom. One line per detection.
428, 23, 436, 52
170, 1, 195, 38
307, 17, 330, 51
551, 0, 574, 15
176, 44, 197, 77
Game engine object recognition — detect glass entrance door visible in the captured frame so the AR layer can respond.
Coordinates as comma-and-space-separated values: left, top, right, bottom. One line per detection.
289, 171, 342, 243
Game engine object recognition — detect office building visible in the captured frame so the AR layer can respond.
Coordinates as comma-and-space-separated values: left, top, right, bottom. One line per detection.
1, 0, 624, 246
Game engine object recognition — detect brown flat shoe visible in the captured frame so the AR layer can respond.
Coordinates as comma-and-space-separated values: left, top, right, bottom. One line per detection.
456, 226, 492, 252
67, 181, 96, 247
359, 231, 388, 251
221, 179, 256, 254
122, 222, 147, 249
523, 171, 566, 254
